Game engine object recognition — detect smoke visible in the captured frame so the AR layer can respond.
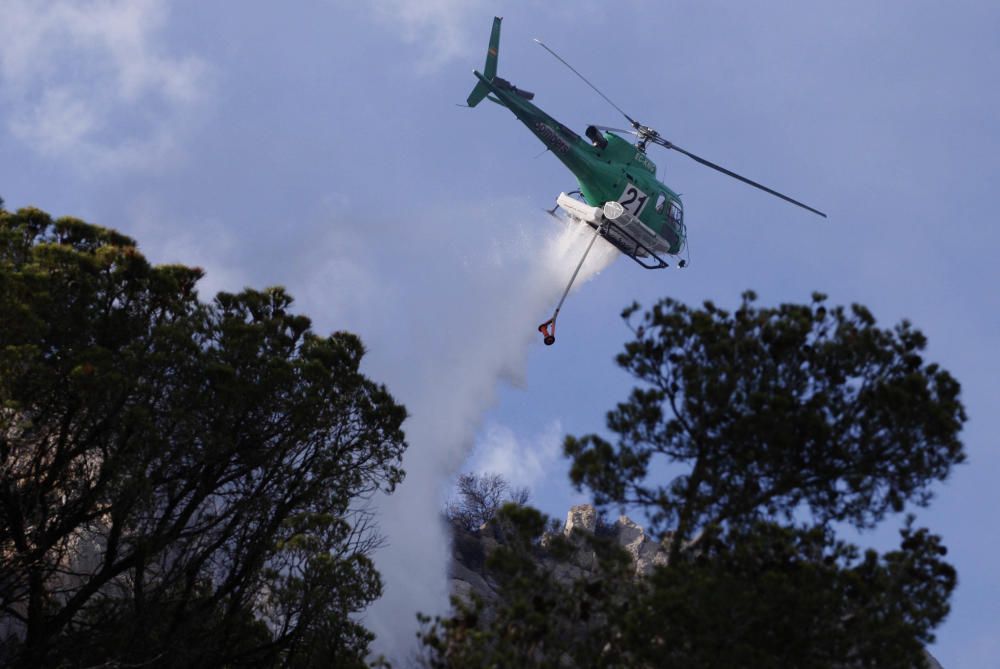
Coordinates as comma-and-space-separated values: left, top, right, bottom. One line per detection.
468, 419, 565, 494
364, 215, 618, 662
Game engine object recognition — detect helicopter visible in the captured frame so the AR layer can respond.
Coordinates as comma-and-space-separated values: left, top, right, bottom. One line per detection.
464, 17, 825, 345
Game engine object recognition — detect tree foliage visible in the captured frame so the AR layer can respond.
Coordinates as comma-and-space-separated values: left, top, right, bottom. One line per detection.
616, 520, 955, 669
567, 292, 965, 557
0, 208, 407, 668
445, 472, 530, 532
422, 508, 954, 669
419, 504, 637, 668
422, 293, 965, 668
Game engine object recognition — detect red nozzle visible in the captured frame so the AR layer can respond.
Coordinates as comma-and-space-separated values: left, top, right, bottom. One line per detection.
538, 319, 556, 346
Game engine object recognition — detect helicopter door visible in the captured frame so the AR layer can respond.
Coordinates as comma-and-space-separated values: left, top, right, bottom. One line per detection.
619, 183, 649, 216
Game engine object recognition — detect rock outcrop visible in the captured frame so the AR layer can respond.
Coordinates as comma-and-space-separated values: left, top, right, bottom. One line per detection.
612, 513, 670, 576
448, 503, 669, 604
562, 503, 596, 535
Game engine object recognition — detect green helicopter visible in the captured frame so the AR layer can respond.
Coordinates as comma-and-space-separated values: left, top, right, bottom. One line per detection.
465, 17, 825, 345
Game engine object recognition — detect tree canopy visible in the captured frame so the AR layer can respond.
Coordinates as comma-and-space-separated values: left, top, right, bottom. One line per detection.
446, 472, 530, 532
0, 208, 407, 668
567, 292, 965, 558
422, 292, 965, 668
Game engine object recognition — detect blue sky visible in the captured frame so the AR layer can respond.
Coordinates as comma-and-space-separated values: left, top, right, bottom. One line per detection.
2, 1, 998, 665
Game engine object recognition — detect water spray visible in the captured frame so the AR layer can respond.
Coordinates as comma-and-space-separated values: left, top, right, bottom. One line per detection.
366, 213, 618, 662
537, 222, 603, 345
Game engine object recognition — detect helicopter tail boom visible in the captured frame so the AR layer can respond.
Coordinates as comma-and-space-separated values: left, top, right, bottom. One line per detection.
467, 17, 502, 107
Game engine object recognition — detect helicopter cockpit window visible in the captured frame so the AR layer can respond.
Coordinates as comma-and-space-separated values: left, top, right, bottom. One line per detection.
655, 193, 667, 214
668, 201, 683, 225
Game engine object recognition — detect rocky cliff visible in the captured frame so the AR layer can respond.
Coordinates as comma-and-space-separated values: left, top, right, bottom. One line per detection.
448, 503, 668, 604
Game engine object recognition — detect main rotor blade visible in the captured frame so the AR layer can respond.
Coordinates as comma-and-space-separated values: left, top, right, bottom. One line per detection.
651, 137, 827, 218
534, 39, 638, 128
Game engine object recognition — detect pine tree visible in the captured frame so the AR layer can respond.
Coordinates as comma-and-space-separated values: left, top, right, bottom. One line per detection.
0, 207, 408, 668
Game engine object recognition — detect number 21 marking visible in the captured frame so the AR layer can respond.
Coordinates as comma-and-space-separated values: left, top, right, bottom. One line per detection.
619, 184, 649, 216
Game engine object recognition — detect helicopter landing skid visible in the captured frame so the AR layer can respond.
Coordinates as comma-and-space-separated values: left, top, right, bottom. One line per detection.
595, 219, 669, 270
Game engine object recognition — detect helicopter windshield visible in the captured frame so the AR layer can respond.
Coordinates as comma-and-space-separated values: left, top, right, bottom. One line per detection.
656, 194, 683, 225
668, 201, 683, 225
655, 192, 667, 214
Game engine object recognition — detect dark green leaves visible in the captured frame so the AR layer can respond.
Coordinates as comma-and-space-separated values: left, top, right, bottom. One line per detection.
572, 293, 966, 540
0, 208, 407, 668
423, 292, 963, 668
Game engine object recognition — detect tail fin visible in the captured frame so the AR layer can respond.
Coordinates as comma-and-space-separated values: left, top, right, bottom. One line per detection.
466, 17, 502, 107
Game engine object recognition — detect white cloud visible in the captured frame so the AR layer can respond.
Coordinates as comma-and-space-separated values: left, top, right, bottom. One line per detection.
356, 0, 482, 72
470, 420, 565, 493
9, 88, 100, 156
0, 0, 209, 171
345, 1, 610, 74
124, 196, 251, 300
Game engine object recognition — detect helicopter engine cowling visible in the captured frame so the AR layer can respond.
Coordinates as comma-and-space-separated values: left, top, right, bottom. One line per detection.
585, 125, 608, 150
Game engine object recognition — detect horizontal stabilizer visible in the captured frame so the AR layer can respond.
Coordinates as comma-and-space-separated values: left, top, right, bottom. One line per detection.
467, 78, 491, 107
